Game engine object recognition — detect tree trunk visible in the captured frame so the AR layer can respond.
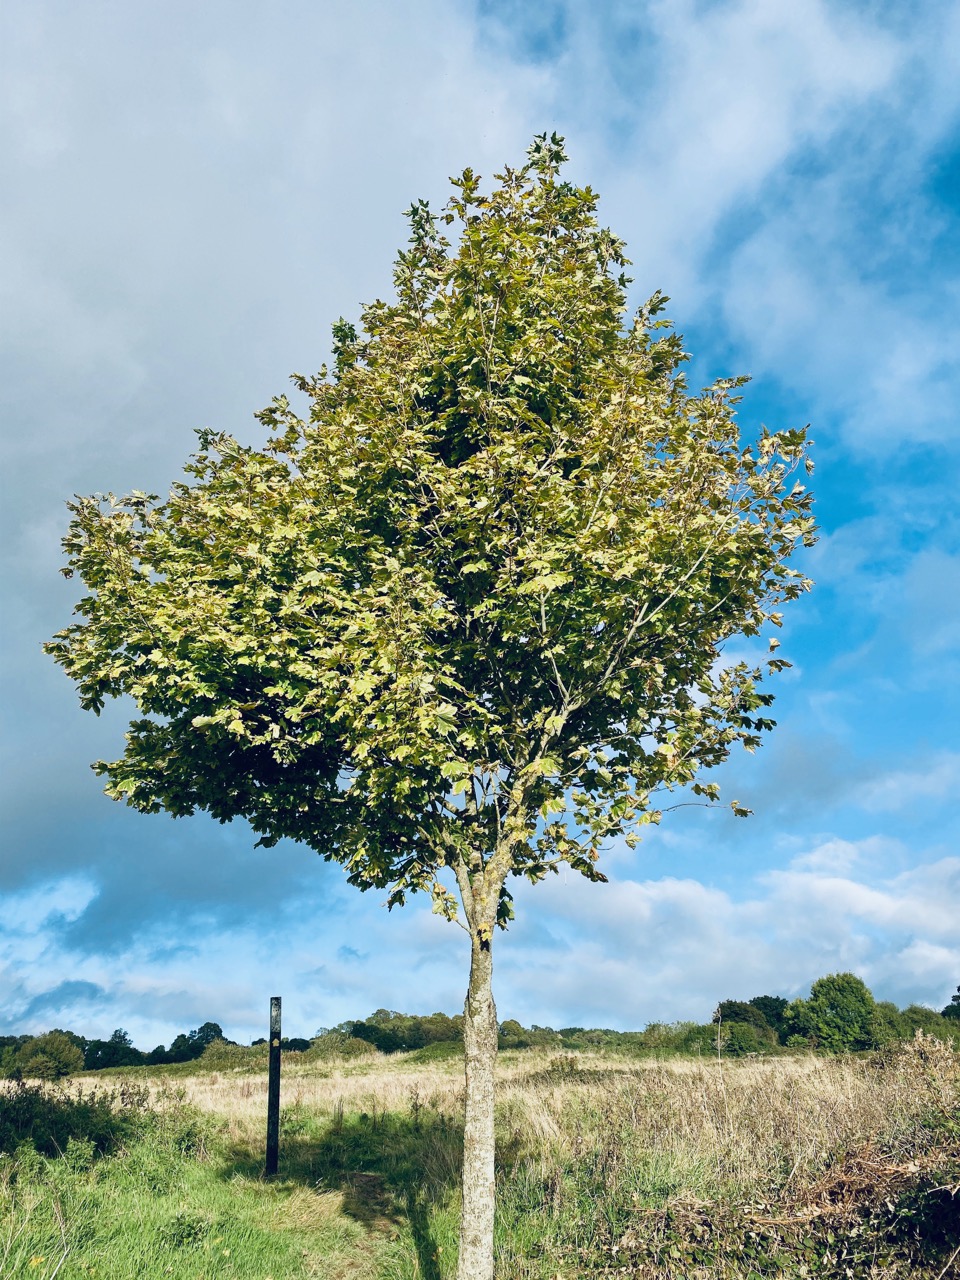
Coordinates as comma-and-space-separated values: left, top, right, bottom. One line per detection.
457, 927, 499, 1280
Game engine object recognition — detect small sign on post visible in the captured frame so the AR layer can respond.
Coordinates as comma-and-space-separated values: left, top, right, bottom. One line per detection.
265, 995, 281, 1177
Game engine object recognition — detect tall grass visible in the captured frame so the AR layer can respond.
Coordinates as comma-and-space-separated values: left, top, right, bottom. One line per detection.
2, 1037, 957, 1278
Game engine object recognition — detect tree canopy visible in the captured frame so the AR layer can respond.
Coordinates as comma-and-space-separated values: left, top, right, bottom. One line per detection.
47, 134, 815, 930
785, 973, 878, 1052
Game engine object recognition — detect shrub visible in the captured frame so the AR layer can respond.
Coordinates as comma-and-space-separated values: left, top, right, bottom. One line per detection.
301, 1033, 378, 1060
17, 1032, 85, 1079
901, 1005, 960, 1044
724, 1021, 778, 1056
198, 1040, 268, 1071
405, 1040, 464, 1063
0, 1079, 150, 1157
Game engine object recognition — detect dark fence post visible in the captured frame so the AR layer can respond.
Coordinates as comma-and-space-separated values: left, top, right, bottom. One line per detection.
265, 995, 281, 1176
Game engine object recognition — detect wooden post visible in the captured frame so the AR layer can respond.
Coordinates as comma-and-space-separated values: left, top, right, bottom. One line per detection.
265, 995, 281, 1177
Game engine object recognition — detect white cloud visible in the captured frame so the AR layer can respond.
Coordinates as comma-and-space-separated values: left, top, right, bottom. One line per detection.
716, 213, 960, 449
496, 840, 960, 1024
565, 0, 904, 300
856, 751, 960, 812
789, 836, 879, 874
0, 876, 98, 933
537, 0, 960, 452
0, 869, 468, 1044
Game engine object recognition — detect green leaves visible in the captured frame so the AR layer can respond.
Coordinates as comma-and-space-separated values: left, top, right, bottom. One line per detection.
47, 136, 814, 927
515, 572, 573, 596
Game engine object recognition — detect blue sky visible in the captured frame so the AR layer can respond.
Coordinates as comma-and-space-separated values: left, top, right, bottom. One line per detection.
1, 0, 958, 1047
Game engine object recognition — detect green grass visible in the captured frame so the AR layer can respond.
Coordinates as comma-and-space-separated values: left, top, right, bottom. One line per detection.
0, 1085, 413, 1279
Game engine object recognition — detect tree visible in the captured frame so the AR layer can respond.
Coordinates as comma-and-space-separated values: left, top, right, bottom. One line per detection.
46, 135, 814, 1279
749, 994, 789, 1041
786, 973, 877, 1052
189, 1021, 228, 1051
350, 1020, 405, 1054
942, 984, 960, 1021
84, 1027, 145, 1070
167, 1021, 228, 1063
280, 1037, 312, 1052
0, 1035, 32, 1079
713, 1000, 772, 1031
17, 1031, 85, 1079
713, 1001, 778, 1052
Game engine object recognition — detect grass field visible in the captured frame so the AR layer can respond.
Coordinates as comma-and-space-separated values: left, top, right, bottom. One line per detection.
2, 1036, 958, 1278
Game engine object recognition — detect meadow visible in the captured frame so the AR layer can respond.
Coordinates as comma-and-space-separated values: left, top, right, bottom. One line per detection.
1, 1036, 958, 1279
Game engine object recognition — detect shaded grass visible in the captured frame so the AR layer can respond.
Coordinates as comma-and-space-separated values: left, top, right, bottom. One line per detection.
222, 1104, 468, 1280
0, 1089, 415, 1279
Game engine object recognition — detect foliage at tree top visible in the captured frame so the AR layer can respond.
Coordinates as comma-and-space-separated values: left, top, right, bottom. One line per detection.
47, 133, 816, 928
784, 973, 877, 1053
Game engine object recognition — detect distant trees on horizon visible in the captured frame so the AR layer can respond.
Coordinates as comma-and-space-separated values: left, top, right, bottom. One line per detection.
2, 974, 958, 1079
0, 1021, 231, 1079
709, 975, 960, 1055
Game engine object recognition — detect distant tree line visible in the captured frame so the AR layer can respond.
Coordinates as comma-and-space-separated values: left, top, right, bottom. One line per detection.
338, 1008, 465, 1053
0, 1021, 234, 1080
497, 976, 960, 1057
3, 977, 959, 1079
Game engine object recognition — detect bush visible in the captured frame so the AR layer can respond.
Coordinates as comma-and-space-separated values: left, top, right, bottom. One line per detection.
405, 1040, 464, 1063
16, 1031, 85, 1079
0, 1079, 150, 1157
872, 1000, 908, 1046
901, 1005, 960, 1044
331, 1037, 379, 1058
198, 1040, 268, 1071
724, 1021, 778, 1056
628, 1022, 718, 1054
299, 1033, 378, 1060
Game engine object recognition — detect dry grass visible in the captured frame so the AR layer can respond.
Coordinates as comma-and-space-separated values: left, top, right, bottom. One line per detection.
154, 1039, 955, 1196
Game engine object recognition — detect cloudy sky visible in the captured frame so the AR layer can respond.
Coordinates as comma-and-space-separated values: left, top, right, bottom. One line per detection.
2, 0, 958, 1048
